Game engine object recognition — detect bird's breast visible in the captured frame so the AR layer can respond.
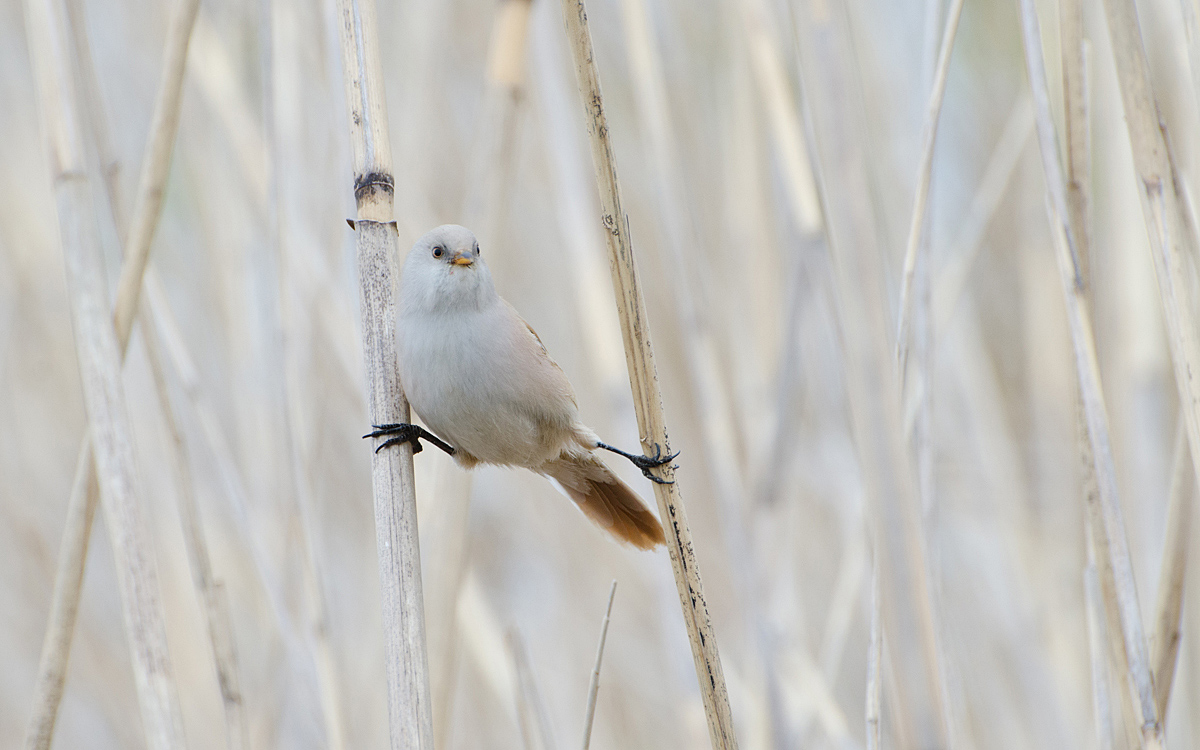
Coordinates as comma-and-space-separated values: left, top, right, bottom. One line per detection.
397, 306, 571, 466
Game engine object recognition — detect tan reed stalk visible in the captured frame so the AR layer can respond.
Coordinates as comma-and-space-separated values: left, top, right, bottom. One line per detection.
24, 427, 99, 750
1046, 204, 1164, 748
23, 0, 198, 747
619, 0, 795, 740
1084, 560, 1117, 750
1150, 422, 1194, 719
1058, 4, 1126, 744
110, 6, 198, 348
643, 0, 859, 732
894, 0, 965, 372
527, 15, 627, 395
22, 0, 191, 745
620, 0, 745, 531
335, 0, 434, 746
794, 4, 951, 745
580, 581, 617, 750
1097, 0, 1200, 734
1020, 1, 1165, 746
556, 1, 739, 746
1099, 0, 1200, 586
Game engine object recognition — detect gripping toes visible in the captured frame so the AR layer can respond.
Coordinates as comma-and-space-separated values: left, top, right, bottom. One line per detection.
597, 441, 679, 484
363, 423, 456, 456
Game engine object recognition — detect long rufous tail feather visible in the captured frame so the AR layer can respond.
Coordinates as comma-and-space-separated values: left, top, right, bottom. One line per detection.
541, 453, 665, 550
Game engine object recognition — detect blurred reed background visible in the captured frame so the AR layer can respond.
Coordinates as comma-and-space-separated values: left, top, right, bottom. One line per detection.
3, 0, 1200, 747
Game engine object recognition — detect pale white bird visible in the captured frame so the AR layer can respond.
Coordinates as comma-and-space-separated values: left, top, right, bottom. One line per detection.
366, 224, 672, 550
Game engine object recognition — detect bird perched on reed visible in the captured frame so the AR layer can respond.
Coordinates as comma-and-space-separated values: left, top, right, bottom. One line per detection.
366, 224, 671, 549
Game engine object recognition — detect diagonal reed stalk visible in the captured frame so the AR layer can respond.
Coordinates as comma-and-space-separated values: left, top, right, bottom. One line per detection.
894, 0, 966, 375
23, 0, 199, 747
1149, 422, 1194, 719
619, 0, 806, 742
1084, 558, 1117, 750
1017, 1, 1166, 747
1057, 2, 1127, 745
557, 1, 738, 747
69, 1, 248, 745
580, 581, 617, 750
22, 0, 194, 746
1097, 0, 1200, 734
141, 311, 248, 750
335, 0, 434, 747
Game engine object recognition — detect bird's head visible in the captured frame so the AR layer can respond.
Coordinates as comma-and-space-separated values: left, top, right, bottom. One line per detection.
400, 224, 495, 314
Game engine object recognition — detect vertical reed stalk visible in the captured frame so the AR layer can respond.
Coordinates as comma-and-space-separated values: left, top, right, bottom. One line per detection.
335, 0, 434, 746
557, 1, 738, 746
23, 0, 190, 745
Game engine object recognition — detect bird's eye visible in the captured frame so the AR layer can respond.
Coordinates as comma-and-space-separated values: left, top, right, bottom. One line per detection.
432, 246, 444, 258
475, 244, 481, 255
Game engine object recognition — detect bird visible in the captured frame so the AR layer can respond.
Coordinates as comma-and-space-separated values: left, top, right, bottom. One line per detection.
365, 224, 672, 550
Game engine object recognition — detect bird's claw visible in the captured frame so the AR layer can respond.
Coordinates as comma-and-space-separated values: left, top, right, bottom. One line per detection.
363, 423, 456, 456
597, 441, 679, 484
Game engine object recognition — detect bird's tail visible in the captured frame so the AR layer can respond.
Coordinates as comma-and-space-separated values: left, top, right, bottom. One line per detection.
541, 452, 665, 550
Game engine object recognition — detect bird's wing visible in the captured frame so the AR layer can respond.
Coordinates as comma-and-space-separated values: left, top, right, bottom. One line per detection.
500, 299, 578, 408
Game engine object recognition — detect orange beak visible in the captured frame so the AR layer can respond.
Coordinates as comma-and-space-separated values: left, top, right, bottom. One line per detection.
451, 253, 474, 266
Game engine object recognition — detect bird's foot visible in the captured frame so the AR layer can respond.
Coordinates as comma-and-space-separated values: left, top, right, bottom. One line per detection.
597, 441, 679, 484
363, 423, 456, 456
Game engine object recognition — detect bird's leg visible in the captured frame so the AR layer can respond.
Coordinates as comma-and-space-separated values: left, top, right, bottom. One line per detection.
596, 441, 679, 484
363, 423, 456, 456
